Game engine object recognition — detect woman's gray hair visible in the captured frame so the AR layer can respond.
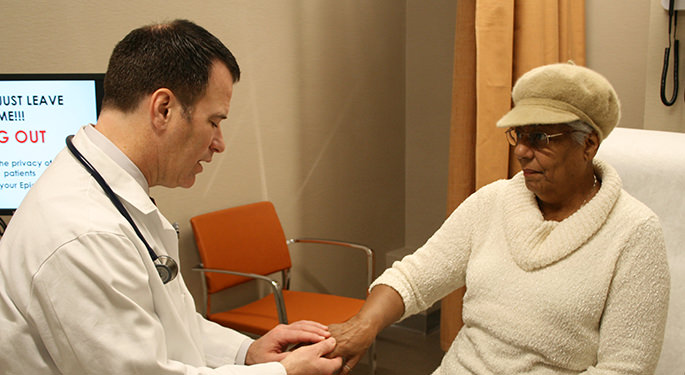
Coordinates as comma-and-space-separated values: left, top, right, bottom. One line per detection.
567, 120, 594, 145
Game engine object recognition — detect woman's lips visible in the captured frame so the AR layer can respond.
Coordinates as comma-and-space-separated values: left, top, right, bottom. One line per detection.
522, 169, 540, 177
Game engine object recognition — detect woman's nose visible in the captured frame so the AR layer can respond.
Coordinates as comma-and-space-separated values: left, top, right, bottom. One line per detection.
513, 140, 534, 160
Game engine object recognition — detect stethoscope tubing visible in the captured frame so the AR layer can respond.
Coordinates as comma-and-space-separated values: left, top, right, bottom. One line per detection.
65, 135, 177, 283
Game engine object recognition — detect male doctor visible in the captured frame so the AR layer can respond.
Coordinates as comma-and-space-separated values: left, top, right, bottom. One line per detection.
0, 19, 342, 375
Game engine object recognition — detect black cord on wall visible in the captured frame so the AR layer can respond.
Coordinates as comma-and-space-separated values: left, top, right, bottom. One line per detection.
661, 0, 679, 106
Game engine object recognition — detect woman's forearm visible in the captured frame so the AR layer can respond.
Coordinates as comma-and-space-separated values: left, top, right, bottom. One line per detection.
355, 284, 405, 333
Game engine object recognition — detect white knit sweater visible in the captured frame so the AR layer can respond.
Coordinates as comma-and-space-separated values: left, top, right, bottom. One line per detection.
373, 160, 670, 374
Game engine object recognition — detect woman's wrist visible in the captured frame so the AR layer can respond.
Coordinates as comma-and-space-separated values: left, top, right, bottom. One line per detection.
357, 284, 405, 334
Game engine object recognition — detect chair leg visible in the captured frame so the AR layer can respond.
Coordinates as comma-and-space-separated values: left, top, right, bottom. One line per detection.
368, 339, 376, 375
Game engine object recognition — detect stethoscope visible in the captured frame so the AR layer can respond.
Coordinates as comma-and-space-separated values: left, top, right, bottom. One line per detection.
66, 135, 178, 284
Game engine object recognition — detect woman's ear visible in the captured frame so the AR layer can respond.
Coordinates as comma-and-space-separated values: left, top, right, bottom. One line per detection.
149, 88, 174, 130
584, 132, 600, 161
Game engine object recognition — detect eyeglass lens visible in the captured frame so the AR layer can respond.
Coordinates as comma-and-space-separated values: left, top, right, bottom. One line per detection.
506, 129, 548, 148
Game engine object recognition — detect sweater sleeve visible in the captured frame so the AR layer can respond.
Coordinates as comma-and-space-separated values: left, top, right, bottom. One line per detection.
582, 215, 670, 375
371, 184, 492, 320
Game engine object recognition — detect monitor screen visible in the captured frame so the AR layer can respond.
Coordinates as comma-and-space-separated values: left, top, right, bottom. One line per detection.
0, 73, 104, 215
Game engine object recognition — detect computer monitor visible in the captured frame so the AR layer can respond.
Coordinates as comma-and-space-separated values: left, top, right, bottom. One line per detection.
0, 73, 104, 215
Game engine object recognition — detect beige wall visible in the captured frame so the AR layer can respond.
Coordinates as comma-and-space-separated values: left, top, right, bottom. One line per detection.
405, 1, 457, 249
2, 0, 678, 311
0, 1, 408, 303
586, 0, 650, 130
587, 0, 685, 134
643, 0, 685, 132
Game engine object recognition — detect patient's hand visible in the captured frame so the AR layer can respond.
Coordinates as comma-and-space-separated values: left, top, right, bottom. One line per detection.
328, 317, 376, 375
329, 285, 405, 374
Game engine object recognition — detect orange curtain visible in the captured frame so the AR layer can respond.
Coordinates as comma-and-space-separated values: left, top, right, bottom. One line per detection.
441, 0, 586, 351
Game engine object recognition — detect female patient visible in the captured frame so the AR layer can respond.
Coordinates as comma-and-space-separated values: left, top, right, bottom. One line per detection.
331, 63, 670, 374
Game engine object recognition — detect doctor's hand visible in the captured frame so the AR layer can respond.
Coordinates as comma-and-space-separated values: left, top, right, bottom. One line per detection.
245, 320, 331, 365
281, 337, 342, 375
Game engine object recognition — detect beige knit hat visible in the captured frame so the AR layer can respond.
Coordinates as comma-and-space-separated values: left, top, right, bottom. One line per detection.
496, 62, 621, 142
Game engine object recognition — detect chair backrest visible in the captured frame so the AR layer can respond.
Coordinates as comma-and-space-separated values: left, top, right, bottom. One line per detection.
190, 201, 292, 294
596, 127, 685, 375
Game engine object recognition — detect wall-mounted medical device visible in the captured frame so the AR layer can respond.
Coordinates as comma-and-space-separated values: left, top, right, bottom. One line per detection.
661, 0, 680, 105
662, 0, 685, 11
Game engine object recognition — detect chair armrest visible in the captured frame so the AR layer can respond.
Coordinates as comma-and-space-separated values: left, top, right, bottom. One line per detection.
286, 238, 375, 287
192, 265, 288, 324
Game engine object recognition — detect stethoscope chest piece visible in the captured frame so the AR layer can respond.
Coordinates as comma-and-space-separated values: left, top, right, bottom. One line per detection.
155, 255, 179, 284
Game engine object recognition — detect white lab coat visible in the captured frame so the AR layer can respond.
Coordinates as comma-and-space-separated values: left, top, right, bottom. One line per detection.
0, 127, 286, 374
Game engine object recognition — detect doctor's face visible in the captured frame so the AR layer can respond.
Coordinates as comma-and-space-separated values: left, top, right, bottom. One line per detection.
161, 61, 232, 188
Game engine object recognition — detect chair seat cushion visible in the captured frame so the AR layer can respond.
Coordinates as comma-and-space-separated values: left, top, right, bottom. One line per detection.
208, 290, 365, 336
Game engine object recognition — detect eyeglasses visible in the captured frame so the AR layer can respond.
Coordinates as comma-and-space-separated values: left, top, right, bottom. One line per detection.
505, 128, 580, 148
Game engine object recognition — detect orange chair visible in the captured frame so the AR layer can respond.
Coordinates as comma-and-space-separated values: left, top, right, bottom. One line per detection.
190, 201, 375, 373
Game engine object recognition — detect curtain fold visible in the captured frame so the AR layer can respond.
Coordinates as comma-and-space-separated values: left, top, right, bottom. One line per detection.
442, 0, 476, 351
441, 0, 585, 351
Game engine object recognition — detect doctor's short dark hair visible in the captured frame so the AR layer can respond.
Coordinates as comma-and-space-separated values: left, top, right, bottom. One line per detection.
102, 19, 240, 114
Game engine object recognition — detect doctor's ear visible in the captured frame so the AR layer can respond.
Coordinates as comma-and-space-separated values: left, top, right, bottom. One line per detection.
149, 88, 175, 129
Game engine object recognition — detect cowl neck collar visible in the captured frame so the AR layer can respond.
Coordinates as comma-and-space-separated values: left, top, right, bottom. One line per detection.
503, 159, 622, 271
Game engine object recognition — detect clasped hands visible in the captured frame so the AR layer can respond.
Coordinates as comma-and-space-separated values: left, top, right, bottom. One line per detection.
245, 318, 373, 375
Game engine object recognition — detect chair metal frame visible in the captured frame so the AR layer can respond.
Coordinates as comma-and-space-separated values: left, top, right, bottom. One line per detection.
193, 236, 376, 373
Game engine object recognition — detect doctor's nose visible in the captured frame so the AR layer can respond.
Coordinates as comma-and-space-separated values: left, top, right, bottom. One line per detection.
211, 133, 226, 154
